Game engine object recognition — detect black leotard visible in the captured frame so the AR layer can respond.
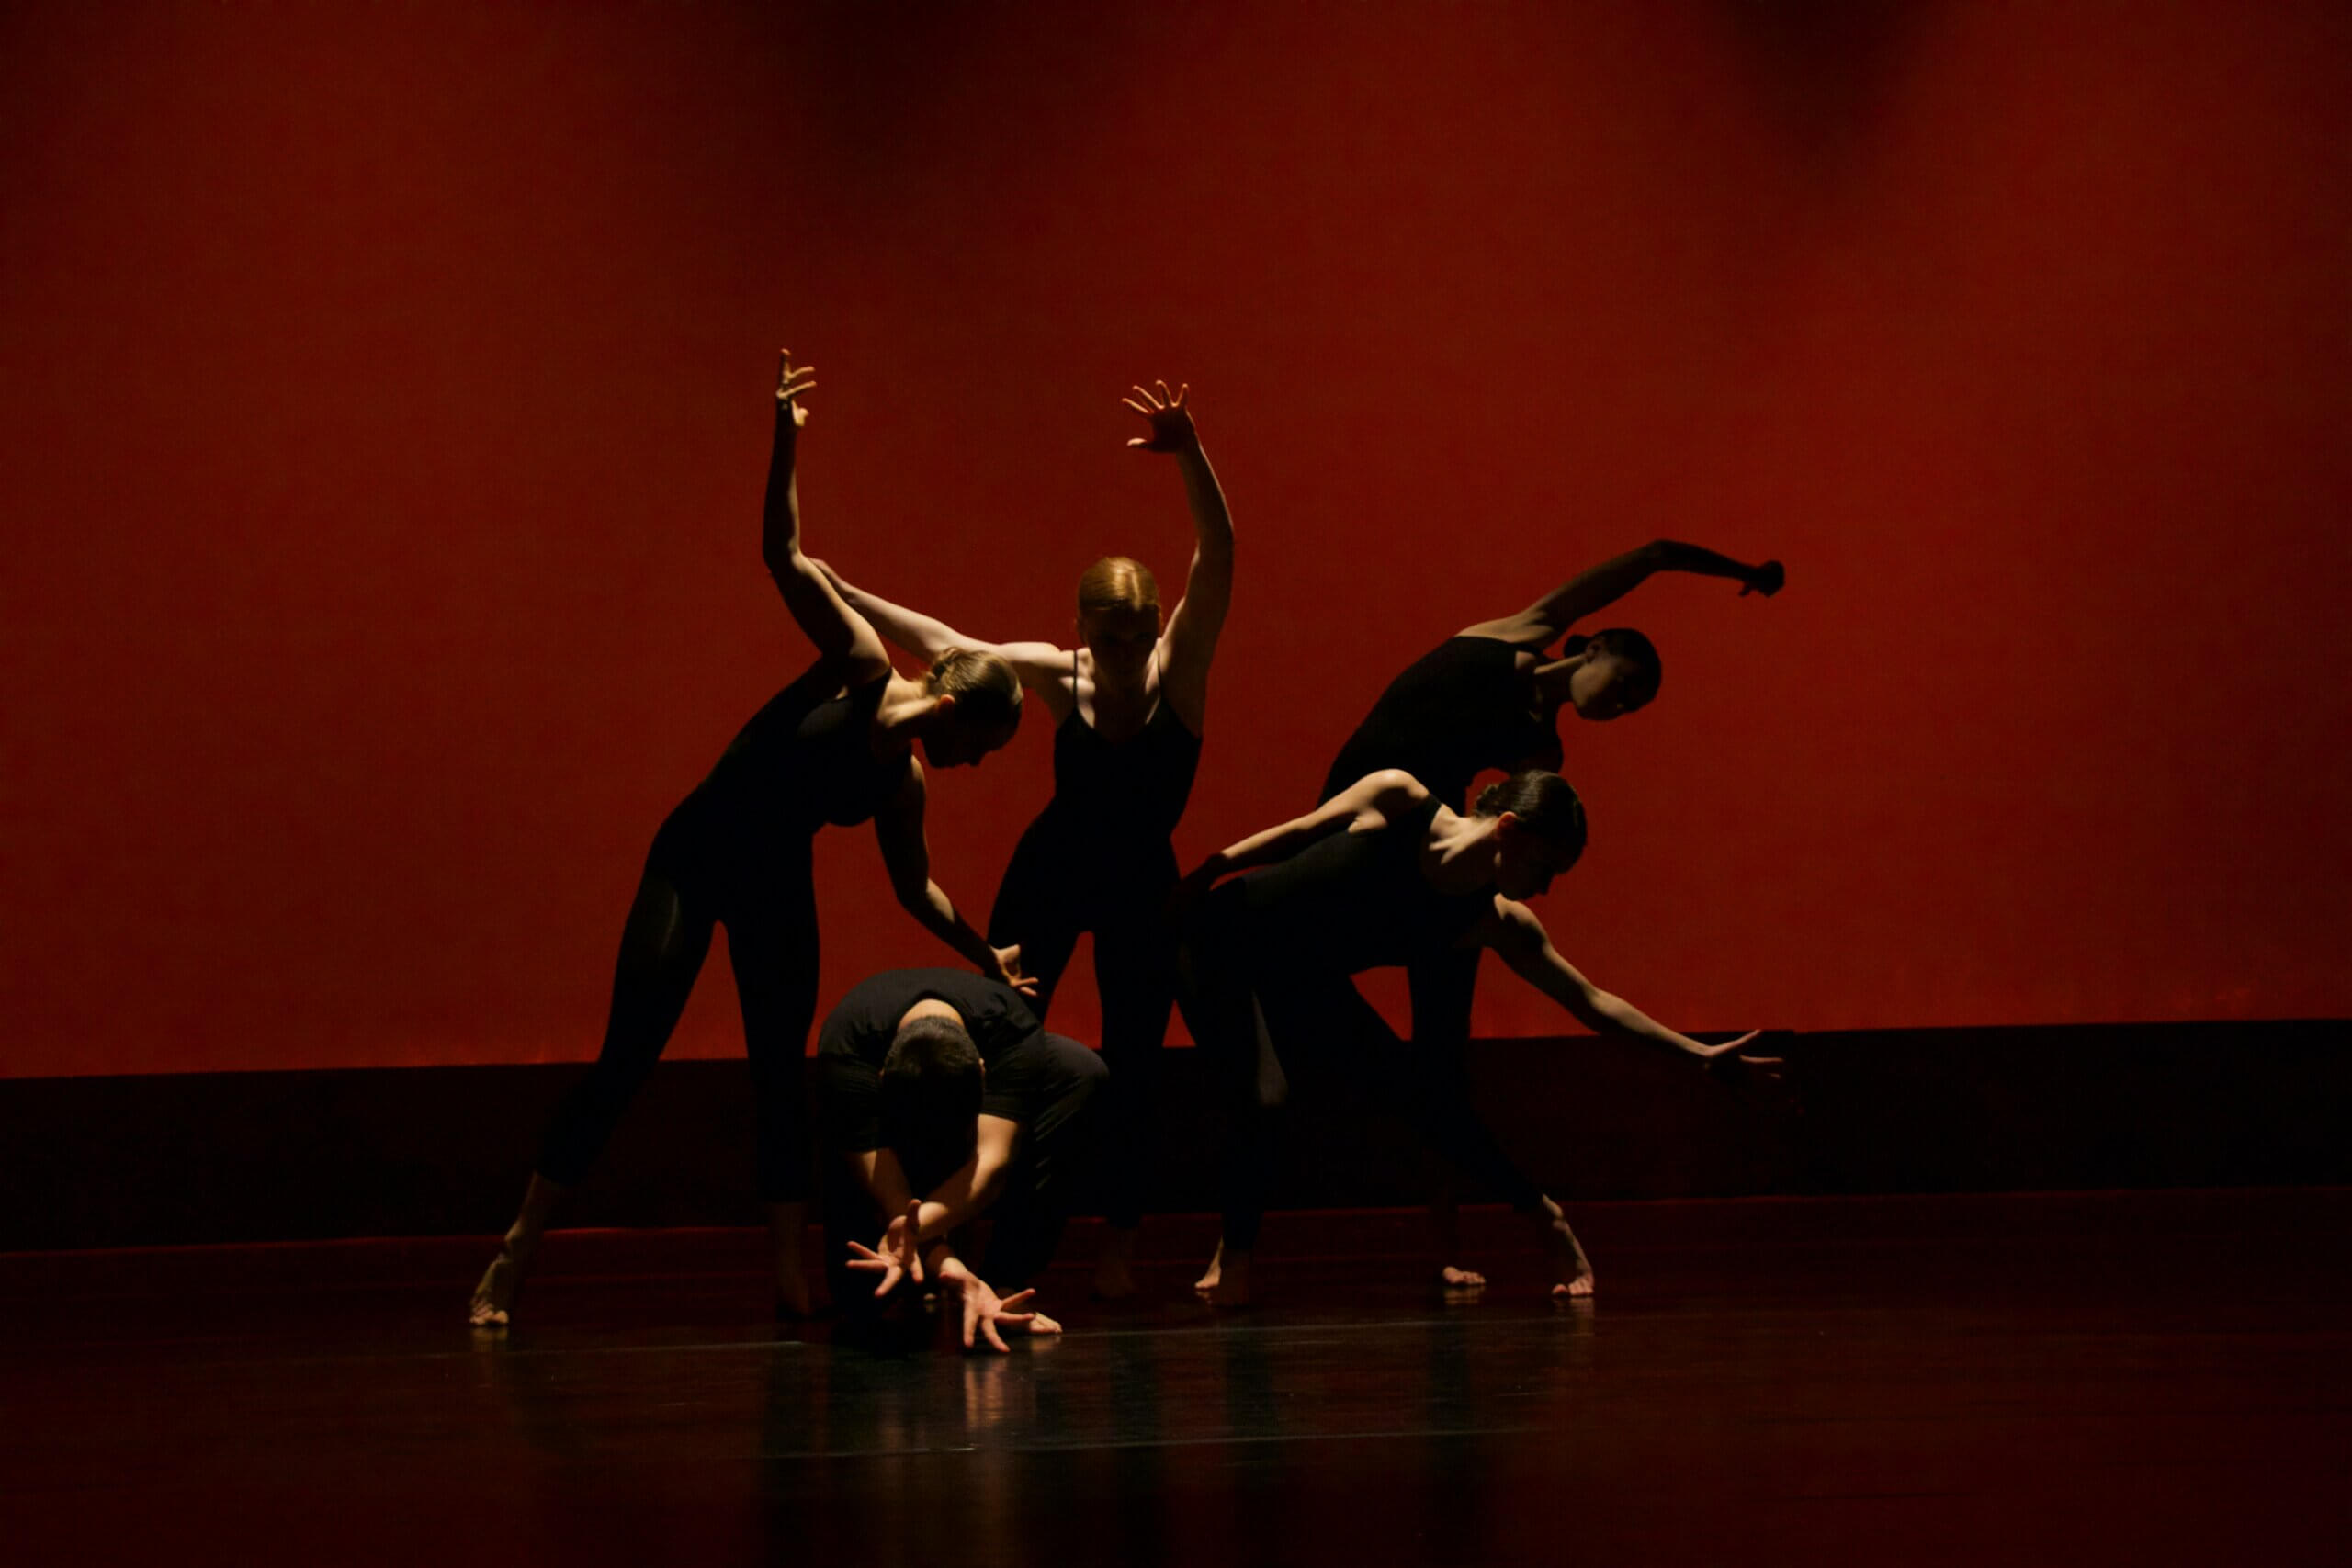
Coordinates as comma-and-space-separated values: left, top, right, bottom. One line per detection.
1320, 636, 1560, 807
1046, 676, 1203, 847
1317, 635, 1563, 1093
1194, 797, 1489, 978
666, 660, 902, 887
1182, 794, 1543, 1249
537, 664, 905, 1204
988, 661, 1203, 1230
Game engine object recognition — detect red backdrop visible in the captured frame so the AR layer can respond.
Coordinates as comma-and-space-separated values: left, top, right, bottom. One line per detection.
5, 1, 2347, 1077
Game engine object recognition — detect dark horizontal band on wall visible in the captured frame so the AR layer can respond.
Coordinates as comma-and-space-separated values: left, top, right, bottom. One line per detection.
5, 1020, 2346, 1251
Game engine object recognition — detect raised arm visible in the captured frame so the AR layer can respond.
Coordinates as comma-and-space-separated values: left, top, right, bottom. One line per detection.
816, 564, 1076, 717
871, 764, 1035, 993
1179, 770, 1427, 895
758, 352, 891, 676
1458, 539, 1784, 650
1125, 381, 1234, 733
1480, 899, 1780, 1080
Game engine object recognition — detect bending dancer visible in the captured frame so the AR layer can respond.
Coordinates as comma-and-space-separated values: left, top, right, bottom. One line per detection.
818, 967, 1106, 1350
1179, 767, 1781, 1307
823, 380, 1234, 1299
1322, 539, 1782, 1285
469, 355, 1029, 1327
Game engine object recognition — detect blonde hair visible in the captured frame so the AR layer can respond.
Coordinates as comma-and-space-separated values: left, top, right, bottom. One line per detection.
923, 648, 1023, 730
1077, 556, 1159, 629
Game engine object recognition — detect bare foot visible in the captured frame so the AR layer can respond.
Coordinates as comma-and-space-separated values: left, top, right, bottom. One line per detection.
1439, 1264, 1487, 1293
1092, 1227, 1140, 1301
471, 1175, 563, 1327
1543, 1211, 1596, 1300
469, 1247, 522, 1327
1194, 1247, 1252, 1308
1192, 1239, 1224, 1296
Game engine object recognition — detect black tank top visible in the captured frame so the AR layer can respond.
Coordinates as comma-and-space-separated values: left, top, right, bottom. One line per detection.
1320, 637, 1561, 807
696, 665, 902, 831
1045, 660, 1202, 848
1207, 796, 1492, 978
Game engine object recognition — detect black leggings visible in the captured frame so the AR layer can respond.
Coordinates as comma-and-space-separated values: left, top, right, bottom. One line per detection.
989, 823, 1178, 1230
821, 1032, 1107, 1308
1317, 777, 1487, 1076
537, 802, 820, 1204
1185, 960, 1544, 1252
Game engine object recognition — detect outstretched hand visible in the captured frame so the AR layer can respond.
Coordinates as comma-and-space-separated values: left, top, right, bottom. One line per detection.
1740, 559, 1785, 597
844, 1200, 925, 1299
937, 1257, 1058, 1352
1123, 379, 1197, 453
775, 350, 817, 428
1697, 1032, 1792, 1105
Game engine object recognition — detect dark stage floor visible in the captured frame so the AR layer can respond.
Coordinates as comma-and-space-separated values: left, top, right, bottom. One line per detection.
5, 1191, 2348, 1567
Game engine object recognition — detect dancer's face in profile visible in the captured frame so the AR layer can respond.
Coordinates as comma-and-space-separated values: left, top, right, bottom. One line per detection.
1081, 607, 1159, 693
1491, 814, 1580, 900
1566, 651, 1653, 723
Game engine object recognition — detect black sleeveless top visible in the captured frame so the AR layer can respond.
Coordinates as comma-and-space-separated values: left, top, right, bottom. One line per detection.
1204, 796, 1493, 979
695, 664, 903, 832
1041, 660, 1203, 850
1320, 637, 1561, 807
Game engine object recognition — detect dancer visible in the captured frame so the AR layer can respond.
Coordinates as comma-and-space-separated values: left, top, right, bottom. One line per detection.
822, 379, 1233, 1299
1322, 539, 1782, 1285
469, 355, 1029, 1327
818, 967, 1107, 1349
1178, 766, 1781, 1307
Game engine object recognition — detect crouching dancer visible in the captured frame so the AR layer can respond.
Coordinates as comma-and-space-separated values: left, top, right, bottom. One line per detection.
817, 968, 1106, 1349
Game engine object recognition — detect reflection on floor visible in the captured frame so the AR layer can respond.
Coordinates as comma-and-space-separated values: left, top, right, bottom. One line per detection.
4, 1191, 2347, 1567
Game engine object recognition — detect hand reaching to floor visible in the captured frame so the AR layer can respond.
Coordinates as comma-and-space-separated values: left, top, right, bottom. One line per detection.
844, 1200, 925, 1299
1739, 559, 1784, 597
1123, 379, 1197, 454
936, 1256, 1058, 1352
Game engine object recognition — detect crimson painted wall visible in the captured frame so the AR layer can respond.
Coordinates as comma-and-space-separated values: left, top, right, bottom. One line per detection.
5, 2, 2347, 1077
